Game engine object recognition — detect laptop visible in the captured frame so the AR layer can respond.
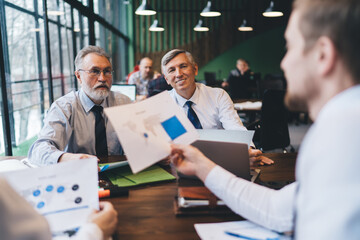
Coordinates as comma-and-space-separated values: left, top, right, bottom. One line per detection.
178, 140, 251, 181
111, 84, 137, 101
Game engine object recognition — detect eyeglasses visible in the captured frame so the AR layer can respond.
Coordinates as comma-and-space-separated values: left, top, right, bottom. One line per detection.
78, 69, 113, 78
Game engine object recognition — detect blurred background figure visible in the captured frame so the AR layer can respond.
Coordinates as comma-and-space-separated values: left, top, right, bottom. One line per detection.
222, 58, 254, 99
128, 57, 154, 96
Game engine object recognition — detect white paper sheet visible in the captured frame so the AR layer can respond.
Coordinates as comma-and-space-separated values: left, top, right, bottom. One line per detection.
234, 101, 262, 110
0, 159, 29, 172
195, 220, 290, 240
0, 158, 99, 237
104, 91, 199, 173
197, 129, 255, 148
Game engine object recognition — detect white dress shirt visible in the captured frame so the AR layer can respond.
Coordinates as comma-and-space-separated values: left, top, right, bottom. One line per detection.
205, 85, 360, 239
28, 89, 131, 166
168, 83, 247, 130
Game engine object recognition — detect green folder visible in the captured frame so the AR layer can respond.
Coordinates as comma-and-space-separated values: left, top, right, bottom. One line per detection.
99, 163, 176, 187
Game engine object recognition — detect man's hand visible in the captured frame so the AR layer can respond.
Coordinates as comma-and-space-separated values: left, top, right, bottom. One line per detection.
88, 201, 118, 239
170, 144, 216, 182
221, 81, 229, 88
249, 148, 274, 166
58, 153, 101, 171
58, 153, 98, 163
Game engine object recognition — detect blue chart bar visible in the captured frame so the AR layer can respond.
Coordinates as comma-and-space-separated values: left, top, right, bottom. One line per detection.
161, 116, 187, 140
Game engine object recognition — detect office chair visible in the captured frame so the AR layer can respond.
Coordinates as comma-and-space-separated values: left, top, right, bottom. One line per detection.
248, 89, 294, 152
257, 74, 286, 99
204, 72, 219, 87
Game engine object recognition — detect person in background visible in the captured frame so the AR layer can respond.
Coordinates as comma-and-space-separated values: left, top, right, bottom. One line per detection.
28, 46, 131, 166
128, 57, 154, 96
170, 0, 360, 238
147, 74, 173, 97
0, 178, 118, 240
162, 49, 273, 166
125, 60, 140, 84
222, 58, 254, 99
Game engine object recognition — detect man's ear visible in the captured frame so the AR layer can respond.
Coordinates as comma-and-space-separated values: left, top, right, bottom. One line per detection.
315, 36, 337, 77
194, 64, 199, 76
75, 71, 82, 85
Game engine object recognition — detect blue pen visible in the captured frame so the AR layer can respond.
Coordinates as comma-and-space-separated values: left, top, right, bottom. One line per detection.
225, 231, 279, 240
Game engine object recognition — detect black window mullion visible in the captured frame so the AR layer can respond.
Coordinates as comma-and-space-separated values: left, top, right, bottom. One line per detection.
0, 0, 13, 155
70, 6, 78, 90
33, 0, 45, 125
43, 0, 54, 104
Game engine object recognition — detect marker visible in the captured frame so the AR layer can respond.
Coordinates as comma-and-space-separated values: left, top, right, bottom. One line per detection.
98, 187, 129, 198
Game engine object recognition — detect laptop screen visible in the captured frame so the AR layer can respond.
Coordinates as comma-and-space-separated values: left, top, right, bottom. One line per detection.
111, 84, 137, 101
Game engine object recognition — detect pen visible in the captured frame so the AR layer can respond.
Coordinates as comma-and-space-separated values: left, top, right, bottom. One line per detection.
98, 187, 129, 198
224, 231, 279, 240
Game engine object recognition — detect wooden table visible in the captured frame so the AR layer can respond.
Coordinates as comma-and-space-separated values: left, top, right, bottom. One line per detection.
106, 153, 297, 240
0, 153, 296, 239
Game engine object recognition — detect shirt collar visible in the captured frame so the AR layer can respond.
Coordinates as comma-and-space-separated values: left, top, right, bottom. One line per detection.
174, 83, 200, 107
79, 89, 107, 113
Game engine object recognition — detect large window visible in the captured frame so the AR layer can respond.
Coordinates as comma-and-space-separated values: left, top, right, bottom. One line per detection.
0, 0, 129, 156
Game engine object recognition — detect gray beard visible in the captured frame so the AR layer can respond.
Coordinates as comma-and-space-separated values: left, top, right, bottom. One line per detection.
82, 85, 110, 103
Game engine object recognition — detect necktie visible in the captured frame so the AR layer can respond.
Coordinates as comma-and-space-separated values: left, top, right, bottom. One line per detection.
91, 105, 108, 156
185, 101, 203, 129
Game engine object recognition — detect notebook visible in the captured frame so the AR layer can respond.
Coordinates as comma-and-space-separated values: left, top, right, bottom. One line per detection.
111, 84, 137, 101
178, 140, 251, 181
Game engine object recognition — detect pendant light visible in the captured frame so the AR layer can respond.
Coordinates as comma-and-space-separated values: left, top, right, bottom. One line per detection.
200, 1, 221, 17
149, 19, 164, 32
262, 1, 283, 17
135, 0, 156, 16
238, 20, 253, 32
194, 20, 209, 32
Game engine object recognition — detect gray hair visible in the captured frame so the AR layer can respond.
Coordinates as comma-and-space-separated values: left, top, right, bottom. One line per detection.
74, 45, 111, 70
161, 49, 196, 74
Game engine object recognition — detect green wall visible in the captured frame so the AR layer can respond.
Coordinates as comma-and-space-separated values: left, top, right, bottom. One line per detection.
198, 26, 287, 81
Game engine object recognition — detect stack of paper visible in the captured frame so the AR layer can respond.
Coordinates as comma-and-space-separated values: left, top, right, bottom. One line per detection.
195, 220, 291, 240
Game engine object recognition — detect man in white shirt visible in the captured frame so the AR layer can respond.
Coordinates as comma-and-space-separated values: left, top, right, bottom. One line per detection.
162, 49, 273, 165
128, 57, 154, 96
170, 0, 360, 239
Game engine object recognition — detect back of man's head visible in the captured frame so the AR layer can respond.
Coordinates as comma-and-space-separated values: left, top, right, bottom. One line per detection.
294, 0, 360, 82
74, 46, 111, 70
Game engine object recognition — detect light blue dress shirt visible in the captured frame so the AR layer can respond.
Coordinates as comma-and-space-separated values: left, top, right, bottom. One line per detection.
28, 89, 131, 166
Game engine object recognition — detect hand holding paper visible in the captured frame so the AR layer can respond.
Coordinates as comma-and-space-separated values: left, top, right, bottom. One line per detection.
104, 91, 199, 173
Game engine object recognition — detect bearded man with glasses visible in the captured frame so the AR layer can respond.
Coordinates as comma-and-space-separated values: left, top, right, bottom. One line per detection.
28, 46, 131, 166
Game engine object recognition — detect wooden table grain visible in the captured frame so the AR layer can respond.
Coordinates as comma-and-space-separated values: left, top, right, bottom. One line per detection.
105, 153, 297, 240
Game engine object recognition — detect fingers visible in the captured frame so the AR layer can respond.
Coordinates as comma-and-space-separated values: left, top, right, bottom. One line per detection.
259, 156, 274, 165
248, 148, 262, 157
99, 201, 113, 211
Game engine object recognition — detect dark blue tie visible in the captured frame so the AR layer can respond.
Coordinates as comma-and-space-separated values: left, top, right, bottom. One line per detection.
91, 105, 108, 156
185, 101, 203, 129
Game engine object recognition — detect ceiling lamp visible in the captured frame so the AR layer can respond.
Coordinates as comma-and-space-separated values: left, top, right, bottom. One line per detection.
200, 1, 221, 17
194, 20, 209, 32
135, 0, 156, 16
262, 1, 283, 17
238, 20, 253, 32
149, 19, 164, 32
